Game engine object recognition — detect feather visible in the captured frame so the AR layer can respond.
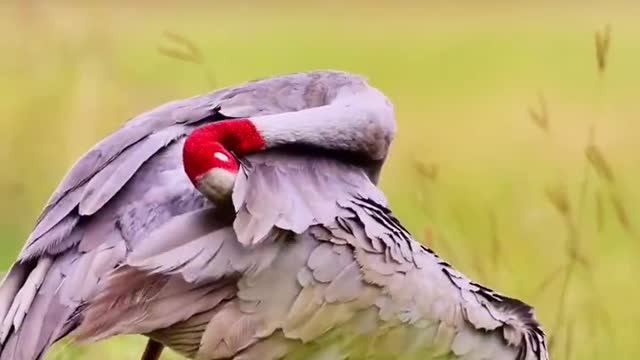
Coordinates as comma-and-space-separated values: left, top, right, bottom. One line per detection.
232, 332, 295, 360
232, 151, 378, 248
324, 262, 363, 303
22, 201, 81, 260
127, 207, 225, 263
0, 252, 76, 360
79, 125, 188, 216
73, 269, 236, 342
0, 264, 30, 329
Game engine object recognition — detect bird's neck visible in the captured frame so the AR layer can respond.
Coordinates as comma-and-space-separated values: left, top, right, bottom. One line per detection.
190, 119, 266, 156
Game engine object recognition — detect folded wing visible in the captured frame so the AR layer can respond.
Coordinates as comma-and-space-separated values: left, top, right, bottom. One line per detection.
0, 70, 383, 360
75, 151, 548, 360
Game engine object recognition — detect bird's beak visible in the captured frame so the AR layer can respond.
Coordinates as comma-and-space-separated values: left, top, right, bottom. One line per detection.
195, 168, 237, 205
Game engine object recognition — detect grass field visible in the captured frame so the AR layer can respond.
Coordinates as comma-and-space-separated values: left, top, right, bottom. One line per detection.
1, 1, 639, 359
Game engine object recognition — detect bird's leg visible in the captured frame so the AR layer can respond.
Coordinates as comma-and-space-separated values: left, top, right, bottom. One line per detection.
141, 339, 164, 360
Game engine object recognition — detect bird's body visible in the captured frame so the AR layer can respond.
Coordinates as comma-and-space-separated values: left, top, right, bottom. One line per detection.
0, 70, 548, 360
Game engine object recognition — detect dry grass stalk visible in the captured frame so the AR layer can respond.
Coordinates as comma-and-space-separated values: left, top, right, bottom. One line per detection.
595, 190, 604, 232
545, 183, 571, 218
430, 230, 459, 266
564, 318, 575, 360
528, 91, 549, 133
576, 127, 596, 225
157, 30, 216, 87
158, 31, 204, 64
422, 227, 434, 248
535, 25, 616, 359
584, 268, 614, 338
585, 144, 615, 183
471, 252, 488, 283
531, 264, 566, 298
568, 245, 589, 268
609, 191, 632, 234
595, 24, 611, 74
541, 181, 589, 358
414, 160, 439, 182
414, 167, 461, 267
488, 209, 500, 270
549, 260, 575, 354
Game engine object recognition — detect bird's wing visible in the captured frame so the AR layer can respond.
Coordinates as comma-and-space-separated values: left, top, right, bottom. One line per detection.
230, 150, 387, 246
0, 70, 381, 360
20, 70, 372, 261
79, 151, 547, 360
233, 151, 549, 360
66, 151, 385, 344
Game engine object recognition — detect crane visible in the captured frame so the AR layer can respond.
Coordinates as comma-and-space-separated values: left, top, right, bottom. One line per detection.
0, 70, 548, 360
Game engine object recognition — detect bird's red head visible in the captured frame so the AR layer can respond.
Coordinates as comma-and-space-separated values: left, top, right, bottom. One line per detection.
182, 119, 265, 185
183, 127, 240, 185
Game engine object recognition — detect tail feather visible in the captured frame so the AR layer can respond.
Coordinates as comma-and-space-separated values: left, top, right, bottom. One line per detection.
0, 239, 126, 360
0, 254, 75, 360
0, 263, 32, 332
72, 267, 236, 343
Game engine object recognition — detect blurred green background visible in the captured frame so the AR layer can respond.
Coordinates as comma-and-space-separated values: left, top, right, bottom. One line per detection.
1, 1, 639, 359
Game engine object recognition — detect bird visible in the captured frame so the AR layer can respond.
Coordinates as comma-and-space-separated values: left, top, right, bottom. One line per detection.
0, 70, 549, 360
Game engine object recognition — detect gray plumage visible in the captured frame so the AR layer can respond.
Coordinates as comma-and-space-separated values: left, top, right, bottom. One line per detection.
0, 70, 548, 360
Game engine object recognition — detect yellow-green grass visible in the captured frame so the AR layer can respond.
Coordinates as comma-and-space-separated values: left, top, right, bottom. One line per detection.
1, 1, 639, 359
